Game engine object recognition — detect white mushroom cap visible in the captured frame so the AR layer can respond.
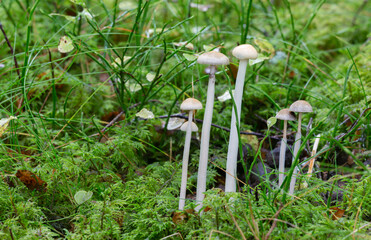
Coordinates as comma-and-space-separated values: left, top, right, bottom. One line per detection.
180, 98, 203, 111
232, 44, 258, 60
197, 51, 229, 65
289, 100, 313, 113
166, 118, 185, 130
180, 121, 198, 132
276, 108, 296, 121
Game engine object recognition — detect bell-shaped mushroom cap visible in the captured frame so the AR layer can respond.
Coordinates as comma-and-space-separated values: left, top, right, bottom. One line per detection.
289, 100, 313, 113
232, 44, 258, 60
180, 98, 203, 111
166, 118, 185, 130
180, 121, 198, 132
197, 51, 229, 66
276, 108, 296, 121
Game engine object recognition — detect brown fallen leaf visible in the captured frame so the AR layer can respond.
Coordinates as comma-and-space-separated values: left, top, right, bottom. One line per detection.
171, 211, 189, 224
330, 207, 345, 220
16, 170, 47, 192
227, 63, 238, 81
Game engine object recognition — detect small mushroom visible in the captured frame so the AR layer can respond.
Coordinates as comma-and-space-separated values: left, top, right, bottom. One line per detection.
180, 121, 199, 132
225, 44, 258, 193
179, 98, 202, 211
288, 100, 313, 194
275, 108, 296, 188
196, 51, 229, 212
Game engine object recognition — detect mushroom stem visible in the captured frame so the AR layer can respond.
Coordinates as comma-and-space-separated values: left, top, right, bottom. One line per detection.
307, 134, 321, 177
289, 112, 302, 195
225, 60, 248, 193
179, 111, 194, 210
278, 120, 287, 187
195, 65, 216, 212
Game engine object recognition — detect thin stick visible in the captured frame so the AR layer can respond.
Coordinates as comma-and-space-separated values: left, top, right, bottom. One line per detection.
307, 134, 321, 176
209, 230, 238, 240
226, 205, 247, 240
0, 22, 21, 79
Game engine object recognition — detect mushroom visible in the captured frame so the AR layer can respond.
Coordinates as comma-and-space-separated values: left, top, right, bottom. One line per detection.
275, 108, 296, 188
196, 51, 229, 211
225, 44, 258, 193
288, 100, 313, 194
178, 98, 202, 211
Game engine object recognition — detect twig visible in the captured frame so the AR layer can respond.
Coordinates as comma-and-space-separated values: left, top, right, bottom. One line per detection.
225, 205, 247, 240
159, 113, 281, 140
101, 110, 281, 140
8, 227, 15, 240
352, 0, 369, 26
263, 204, 284, 240
156, 166, 178, 195
160, 232, 184, 240
307, 134, 321, 176
335, 108, 371, 140
0, 22, 21, 79
209, 230, 238, 240
305, 117, 313, 150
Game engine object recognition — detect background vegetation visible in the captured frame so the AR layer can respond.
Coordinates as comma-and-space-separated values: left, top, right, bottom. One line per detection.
0, 0, 370, 239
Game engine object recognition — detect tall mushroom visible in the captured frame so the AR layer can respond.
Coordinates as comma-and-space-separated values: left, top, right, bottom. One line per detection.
288, 100, 313, 194
179, 119, 200, 210
196, 51, 229, 211
225, 44, 258, 193
275, 108, 296, 188
178, 98, 202, 210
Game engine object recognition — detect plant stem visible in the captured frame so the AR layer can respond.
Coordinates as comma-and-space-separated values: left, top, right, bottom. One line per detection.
195, 66, 216, 212
278, 120, 287, 187
179, 111, 193, 210
289, 112, 302, 194
225, 60, 248, 193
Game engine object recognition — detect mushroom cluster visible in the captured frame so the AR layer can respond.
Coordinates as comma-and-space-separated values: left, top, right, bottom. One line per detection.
275, 100, 313, 193
288, 100, 313, 194
275, 108, 296, 188
182, 45, 314, 212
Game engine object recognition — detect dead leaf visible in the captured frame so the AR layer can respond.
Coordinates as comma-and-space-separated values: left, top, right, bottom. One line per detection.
204, 206, 212, 212
0, 116, 17, 137
172, 211, 189, 224
227, 63, 239, 80
330, 207, 345, 220
16, 170, 47, 192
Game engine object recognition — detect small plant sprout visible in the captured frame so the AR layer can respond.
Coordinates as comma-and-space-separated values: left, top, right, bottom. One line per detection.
275, 109, 296, 188
196, 51, 229, 212
225, 44, 258, 193
179, 98, 202, 211
288, 100, 313, 194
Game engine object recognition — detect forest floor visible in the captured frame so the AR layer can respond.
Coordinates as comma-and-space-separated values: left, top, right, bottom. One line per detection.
0, 0, 370, 239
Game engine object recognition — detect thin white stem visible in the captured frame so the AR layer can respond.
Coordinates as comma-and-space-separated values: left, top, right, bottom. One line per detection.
179, 111, 193, 210
307, 134, 321, 176
289, 112, 302, 195
195, 66, 216, 212
278, 120, 287, 187
225, 60, 248, 193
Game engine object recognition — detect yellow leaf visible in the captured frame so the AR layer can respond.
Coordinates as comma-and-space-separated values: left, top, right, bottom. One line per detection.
58, 36, 74, 53
0, 116, 17, 138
